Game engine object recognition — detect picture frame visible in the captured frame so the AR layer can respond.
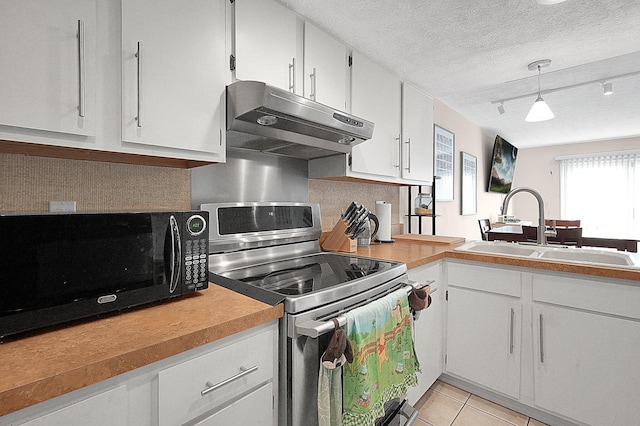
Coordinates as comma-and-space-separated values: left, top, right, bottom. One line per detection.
434, 125, 455, 201
461, 151, 477, 215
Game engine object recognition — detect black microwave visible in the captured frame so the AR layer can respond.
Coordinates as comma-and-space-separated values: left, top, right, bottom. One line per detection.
0, 211, 209, 338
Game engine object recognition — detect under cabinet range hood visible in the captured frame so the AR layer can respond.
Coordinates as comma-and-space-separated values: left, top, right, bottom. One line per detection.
226, 81, 374, 160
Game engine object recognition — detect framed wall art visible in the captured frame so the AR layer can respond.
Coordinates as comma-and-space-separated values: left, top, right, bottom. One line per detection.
461, 151, 477, 215
434, 125, 455, 201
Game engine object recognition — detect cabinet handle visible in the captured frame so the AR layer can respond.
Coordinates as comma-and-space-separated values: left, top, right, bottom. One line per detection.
288, 57, 296, 93
309, 67, 316, 101
201, 365, 259, 396
135, 42, 143, 127
539, 314, 545, 363
509, 308, 515, 355
404, 138, 412, 173
395, 135, 401, 168
77, 20, 85, 118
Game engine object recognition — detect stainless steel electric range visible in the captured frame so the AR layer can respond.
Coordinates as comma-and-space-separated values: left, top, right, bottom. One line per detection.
203, 202, 419, 426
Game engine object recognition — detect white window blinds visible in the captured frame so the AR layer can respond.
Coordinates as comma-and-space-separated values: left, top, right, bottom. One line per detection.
560, 153, 638, 239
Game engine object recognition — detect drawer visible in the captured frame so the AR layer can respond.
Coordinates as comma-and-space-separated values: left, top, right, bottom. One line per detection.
194, 382, 274, 426
448, 262, 521, 297
158, 328, 275, 426
532, 274, 640, 320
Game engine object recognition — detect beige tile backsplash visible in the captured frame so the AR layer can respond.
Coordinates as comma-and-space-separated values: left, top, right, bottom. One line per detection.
309, 179, 400, 232
0, 153, 191, 212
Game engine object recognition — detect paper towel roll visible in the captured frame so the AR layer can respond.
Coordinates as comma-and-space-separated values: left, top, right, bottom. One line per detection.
375, 202, 393, 242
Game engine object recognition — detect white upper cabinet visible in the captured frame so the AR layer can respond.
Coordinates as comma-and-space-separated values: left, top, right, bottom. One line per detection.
122, 0, 226, 158
303, 23, 347, 111
402, 83, 434, 183
234, 0, 301, 94
351, 51, 402, 178
0, 0, 96, 137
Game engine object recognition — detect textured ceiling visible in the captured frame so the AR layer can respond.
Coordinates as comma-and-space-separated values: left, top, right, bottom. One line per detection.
280, 0, 640, 148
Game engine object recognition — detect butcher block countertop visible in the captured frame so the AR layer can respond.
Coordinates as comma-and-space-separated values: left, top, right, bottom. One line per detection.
0, 285, 283, 417
2, 235, 639, 417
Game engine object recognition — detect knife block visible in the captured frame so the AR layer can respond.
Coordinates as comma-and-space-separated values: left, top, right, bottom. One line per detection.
321, 219, 357, 253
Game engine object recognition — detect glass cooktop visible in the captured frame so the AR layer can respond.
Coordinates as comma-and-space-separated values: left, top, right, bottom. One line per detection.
218, 253, 398, 296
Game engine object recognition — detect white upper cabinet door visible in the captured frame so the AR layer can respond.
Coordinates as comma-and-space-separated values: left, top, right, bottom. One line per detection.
122, 0, 226, 158
303, 23, 347, 111
0, 0, 96, 136
235, 0, 300, 94
402, 83, 434, 183
351, 51, 402, 178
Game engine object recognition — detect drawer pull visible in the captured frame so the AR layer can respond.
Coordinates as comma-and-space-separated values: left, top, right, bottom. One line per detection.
200, 365, 259, 396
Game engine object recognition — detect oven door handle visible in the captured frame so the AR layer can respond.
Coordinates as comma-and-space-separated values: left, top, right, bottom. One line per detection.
295, 284, 436, 338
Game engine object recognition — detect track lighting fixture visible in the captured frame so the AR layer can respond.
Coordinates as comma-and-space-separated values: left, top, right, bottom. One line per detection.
491, 68, 640, 117
525, 59, 554, 122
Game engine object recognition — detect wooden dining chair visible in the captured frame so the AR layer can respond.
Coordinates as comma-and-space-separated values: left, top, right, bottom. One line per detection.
522, 225, 538, 242
547, 227, 583, 247
478, 219, 491, 241
545, 219, 581, 228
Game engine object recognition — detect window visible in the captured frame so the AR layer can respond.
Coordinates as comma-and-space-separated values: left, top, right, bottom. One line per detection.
560, 152, 638, 239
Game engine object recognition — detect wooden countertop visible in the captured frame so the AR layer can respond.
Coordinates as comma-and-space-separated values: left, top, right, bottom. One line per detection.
357, 234, 640, 282
3, 235, 638, 417
0, 285, 283, 417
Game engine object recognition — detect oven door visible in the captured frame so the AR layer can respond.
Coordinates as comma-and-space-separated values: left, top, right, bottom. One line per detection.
282, 274, 420, 426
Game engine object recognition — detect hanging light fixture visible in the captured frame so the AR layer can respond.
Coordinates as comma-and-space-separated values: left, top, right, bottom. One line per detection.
525, 59, 554, 122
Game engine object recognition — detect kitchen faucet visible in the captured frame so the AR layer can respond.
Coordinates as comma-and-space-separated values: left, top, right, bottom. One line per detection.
501, 187, 555, 245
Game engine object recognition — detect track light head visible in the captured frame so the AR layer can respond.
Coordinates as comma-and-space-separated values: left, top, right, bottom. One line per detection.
497, 103, 505, 115
603, 82, 613, 95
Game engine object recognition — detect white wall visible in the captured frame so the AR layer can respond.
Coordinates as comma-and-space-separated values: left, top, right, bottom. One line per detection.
510, 136, 640, 223
409, 100, 504, 241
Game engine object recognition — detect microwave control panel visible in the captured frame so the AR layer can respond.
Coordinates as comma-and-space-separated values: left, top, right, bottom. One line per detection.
184, 214, 208, 291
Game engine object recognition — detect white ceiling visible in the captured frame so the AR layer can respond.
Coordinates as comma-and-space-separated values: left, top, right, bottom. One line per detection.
279, 0, 640, 149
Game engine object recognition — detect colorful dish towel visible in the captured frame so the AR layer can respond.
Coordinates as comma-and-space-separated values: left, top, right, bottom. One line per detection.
342, 289, 420, 426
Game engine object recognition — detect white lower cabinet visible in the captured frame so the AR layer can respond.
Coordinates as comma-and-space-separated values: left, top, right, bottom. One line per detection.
158, 326, 275, 426
194, 382, 273, 426
532, 275, 640, 426
445, 263, 522, 399
1, 322, 277, 426
444, 261, 640, 426
18, 386, 127, 426
406, 262, 443, 405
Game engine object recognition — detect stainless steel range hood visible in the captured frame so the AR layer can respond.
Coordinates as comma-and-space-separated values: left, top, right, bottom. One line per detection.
226, 81, 374, 160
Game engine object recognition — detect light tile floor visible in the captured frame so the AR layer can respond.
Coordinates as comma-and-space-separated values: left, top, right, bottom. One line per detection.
413, 380, 548, 426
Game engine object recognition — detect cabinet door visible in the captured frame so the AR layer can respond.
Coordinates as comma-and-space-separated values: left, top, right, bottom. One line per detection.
158, 327, 275, 426
122, 0, 226, 157
303, 23, 347, 111
194, 382, 274, 426
406, 264, 442, 405
446, 287, 521, 399
351, 51, 401, 178
0, 0, 96, 136
19, 386, 127, 426
402, 83, 434, 183
235, 0, 300, 94
533, 304, 640, 426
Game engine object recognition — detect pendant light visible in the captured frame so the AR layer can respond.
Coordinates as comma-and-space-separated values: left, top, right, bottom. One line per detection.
525, 59, 554, 122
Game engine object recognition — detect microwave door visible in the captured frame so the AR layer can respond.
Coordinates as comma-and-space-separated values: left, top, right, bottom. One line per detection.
166, 215, 182, 294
